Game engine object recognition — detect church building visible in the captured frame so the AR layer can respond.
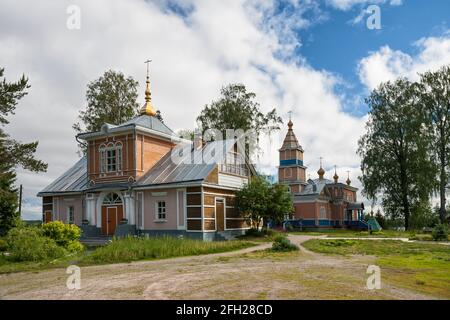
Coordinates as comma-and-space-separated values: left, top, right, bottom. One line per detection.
38, 73, 254, 241
278, 119, 367, 229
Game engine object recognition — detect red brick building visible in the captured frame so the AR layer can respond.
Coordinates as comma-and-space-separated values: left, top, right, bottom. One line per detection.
279, 119, 366, 229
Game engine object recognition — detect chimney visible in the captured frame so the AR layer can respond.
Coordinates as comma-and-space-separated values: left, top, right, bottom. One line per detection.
194, 130, 203, 150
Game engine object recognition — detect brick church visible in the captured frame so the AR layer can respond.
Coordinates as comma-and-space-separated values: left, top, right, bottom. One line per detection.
278, 119, 366, 229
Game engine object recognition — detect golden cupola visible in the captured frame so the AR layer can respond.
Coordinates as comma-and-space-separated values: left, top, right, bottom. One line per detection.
317, 157, 325, 180
140, 60, 157, 116
333, 165, 339, 183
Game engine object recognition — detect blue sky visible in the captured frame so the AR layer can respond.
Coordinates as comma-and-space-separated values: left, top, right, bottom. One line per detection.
1, 0, 450, 218
292, 0, 450, 115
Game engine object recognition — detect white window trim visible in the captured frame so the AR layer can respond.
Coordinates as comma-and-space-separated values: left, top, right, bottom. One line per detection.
154, 200, 167, 222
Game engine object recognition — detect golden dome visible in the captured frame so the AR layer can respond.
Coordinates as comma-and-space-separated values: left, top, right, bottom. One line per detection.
140, 76, 156, 116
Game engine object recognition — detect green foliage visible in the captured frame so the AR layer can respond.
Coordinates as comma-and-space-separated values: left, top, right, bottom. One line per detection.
245, 228, 275, 238
0, 239, 7, 251
409, 203, 440, 230
5, 227, 66, 262
235, 176, 293, 229
271, 235, 299, 252
432, 224, 448, 241
0, 67, 47, 236
197, 84, 282, 156
419, 65, 450, 223
83, 236, 253, 264
73, 70, 140, 153
66, 240, 85, 253
358, 79, 436, 230
42, 221, 82, 249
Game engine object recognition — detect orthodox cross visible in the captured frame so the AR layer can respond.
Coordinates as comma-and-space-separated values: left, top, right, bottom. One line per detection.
288, 110, 293, 121
144, 59, 152, 78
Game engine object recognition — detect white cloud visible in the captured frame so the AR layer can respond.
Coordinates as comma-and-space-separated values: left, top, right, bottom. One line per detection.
0, 0, 366, 220
358, 33, 450, 90
327, 0, 402, 11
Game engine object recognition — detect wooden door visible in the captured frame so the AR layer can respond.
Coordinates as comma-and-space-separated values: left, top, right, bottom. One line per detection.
101, 206, 124, 235
216, 199, 225, 231
107, 207, 117, 235
44, 211, 52, 223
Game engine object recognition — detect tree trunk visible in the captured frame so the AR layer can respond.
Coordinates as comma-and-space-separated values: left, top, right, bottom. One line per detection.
439, 160, 447, 223
400, 159, 410, 230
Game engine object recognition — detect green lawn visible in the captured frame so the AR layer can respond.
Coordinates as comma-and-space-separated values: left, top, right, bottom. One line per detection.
290, 229, 416, 238
0, 237, 255, 274
303, 239, 450, 298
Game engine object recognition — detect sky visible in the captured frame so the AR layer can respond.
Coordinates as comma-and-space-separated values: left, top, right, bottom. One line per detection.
0, 0, 449, 220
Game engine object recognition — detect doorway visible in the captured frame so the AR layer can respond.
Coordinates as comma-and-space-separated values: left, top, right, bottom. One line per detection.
215, 198, 225, 231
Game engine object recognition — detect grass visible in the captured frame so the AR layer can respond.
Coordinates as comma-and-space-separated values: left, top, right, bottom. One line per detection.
0, 251, 86, 274
303, 239, 450, 298
0, 236, 255, 273
79, 236, 254, 264
290, 229, 416, 238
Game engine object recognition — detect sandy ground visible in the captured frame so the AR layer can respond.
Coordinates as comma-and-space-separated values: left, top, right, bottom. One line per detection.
0, 235, 438, 300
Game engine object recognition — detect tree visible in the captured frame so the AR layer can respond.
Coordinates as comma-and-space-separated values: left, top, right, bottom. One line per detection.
235, 175, 293, 229
419, 65, 450, 223
73, 70, 140, 152
197, 84, 282, 156
0, 67, 47, 235
268, 183, 294, 223
358, 79, 436, 230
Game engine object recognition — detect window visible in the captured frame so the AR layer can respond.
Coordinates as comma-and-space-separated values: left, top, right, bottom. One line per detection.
320, 206, 327, 219
99, 142, 123, 173
156, 201, 166, 220
68, 206, 74, 224
102, 193, 123, 205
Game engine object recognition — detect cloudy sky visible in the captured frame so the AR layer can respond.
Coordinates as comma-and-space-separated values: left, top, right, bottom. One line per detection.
0, 0, 449, 219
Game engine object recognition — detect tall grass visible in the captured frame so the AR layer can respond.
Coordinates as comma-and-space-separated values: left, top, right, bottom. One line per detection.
83, 236, 254, 264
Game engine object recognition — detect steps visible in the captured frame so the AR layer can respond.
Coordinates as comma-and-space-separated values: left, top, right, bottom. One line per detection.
80, 236, 113, 247
215, 232, 237, 241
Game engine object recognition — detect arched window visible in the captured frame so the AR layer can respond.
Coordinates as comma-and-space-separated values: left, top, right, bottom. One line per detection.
99, 142, 123, 173
102, 193, 123, 205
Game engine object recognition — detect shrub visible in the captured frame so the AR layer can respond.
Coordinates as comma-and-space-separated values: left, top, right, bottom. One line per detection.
42, 221, 82, 247
0, 239, 8, 252
67, 240, 85, 253
432, 224, 448, 241
6, 227, 66, 262
271, 235, 299, 252
245, 228, 275, 238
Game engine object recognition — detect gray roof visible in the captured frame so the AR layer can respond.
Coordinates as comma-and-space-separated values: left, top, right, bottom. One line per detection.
119, 115, 174, 135
136, 139, 236, 187
38, 157, 88, 196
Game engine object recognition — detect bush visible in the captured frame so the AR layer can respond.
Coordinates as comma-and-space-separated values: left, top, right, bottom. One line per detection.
244, 228, 275, 238
42, 221, 82, 247
66, 240, 85, 253
5, 227, 66, 262
0, 239, 7, 252
432, 224, 448, 241
271, 235, 299, 252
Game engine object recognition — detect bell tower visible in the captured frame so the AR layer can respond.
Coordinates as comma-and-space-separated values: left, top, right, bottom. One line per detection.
278, 118, 307, 194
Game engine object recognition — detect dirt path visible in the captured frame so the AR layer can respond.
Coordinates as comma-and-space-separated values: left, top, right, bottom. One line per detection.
0, 235, 438, 300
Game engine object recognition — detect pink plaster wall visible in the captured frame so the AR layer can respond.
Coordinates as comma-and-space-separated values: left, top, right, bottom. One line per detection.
53, 196, 83, 225
143, 189, 179, 230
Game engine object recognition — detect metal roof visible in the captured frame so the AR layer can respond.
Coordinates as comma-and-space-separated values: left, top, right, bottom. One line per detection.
136, 139, 236, 187
119, 115, 174, 136
38, 157, 88, 196
37, 139, 240, 195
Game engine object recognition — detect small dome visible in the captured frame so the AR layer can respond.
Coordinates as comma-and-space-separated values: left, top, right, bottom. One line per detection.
317, 166, 325, 179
